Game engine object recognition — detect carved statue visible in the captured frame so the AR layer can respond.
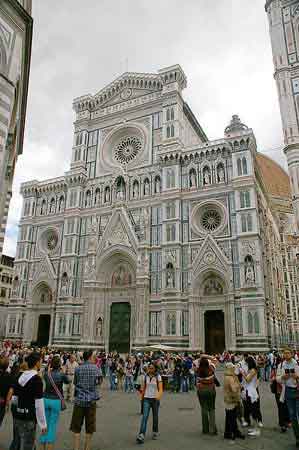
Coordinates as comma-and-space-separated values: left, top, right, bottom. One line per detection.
133, 182, 139, 199
112, 265, 132, 286
116, 184, 125, 201
166, 269, 175, 288
204, 278, 223, 295
61, 274, 69, 296
190, 171, 197, 188
155, 177, 161, 194
203, 170, 210, 185
104, 187, 110, 203
218, 166, 225, 183
245, 265, 255, 284
96, 318, 103, 337
144, 180, 150, 196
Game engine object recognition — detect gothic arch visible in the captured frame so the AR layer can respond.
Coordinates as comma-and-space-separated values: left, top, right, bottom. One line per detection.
96, 247, 137, 287
32, 281, 53, 305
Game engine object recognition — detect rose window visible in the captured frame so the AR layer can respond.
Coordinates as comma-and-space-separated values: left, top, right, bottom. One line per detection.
201, 209, 222, 232
114, 136, 142, 164
47, 232, 58, 251
40, 228, 59, 253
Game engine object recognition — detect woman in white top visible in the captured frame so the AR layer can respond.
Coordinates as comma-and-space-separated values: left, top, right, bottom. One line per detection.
241, 356, 260, 437
136, 363, 163, 444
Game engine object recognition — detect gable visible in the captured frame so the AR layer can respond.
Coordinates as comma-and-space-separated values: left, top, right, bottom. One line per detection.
97, 207, 139, 257
192, 235, 230, 279
102, 87, 159, 108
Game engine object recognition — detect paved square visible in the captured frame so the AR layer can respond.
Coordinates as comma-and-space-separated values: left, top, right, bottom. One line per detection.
0, 375, 296, 450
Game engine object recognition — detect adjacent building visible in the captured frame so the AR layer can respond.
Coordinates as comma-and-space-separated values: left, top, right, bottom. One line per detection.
0, 0, 33, 255
265, 0, 299, 343
0, 254, 14, 338
5, 64, 298, 352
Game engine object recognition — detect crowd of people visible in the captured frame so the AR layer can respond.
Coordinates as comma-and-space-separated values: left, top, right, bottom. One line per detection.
0, 344, 298, 449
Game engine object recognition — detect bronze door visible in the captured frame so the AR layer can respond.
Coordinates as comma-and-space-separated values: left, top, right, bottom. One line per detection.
37, 314, 51, 346
204, 310, 225, 354
109, 302, 131, 353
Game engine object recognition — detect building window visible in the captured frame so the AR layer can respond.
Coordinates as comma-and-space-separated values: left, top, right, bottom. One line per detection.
72, 314, 81, 335
153, 112, 162, 129
66, 218, 75, 234
58, 315, 66, 335
235, 308, 243, 336
171, 107, 174, 120
237, 156, 248, 176
170, 124, 175, 137
181, 311, 189, 336
241, 214, 253, 232
254, 312, 260, 334
166, 168, 175, 188
151, 207, 162, 246
166, 224, 176, 242
166, 312, 176, 335
166, 126, 170, 138
8, 316, 16, 334
248, 312, 253, 334
242, 157, 248, 174
166, 202, 176, 219
240, 191, 251, 208
166, 108, 170, 121
150, 312, 161, 336
64, 237, 73, 254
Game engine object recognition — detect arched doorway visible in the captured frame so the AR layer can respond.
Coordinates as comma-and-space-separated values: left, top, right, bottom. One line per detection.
202, 275, 226, 354
33, 282, 53, 346
109, 302, 131, 353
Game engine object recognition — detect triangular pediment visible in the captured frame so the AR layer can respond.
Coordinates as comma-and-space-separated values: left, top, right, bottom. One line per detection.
31, 255, 56, 287
97, 207, 139, 257
192, 235, 229, 278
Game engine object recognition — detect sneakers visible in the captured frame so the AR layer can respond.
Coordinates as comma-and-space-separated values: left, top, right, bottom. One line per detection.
257, 422, 264, 428
136, 433, 145, 444
152, 432, 158, 440
241, 419, 248, 427
248, 429, 261, 437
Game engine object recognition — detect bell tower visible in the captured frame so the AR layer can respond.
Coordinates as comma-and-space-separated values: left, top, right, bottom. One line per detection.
265, 0, 299, 227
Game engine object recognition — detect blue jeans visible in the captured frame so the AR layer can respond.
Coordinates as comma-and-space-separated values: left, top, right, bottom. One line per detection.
110, 372, 117, 391
125, 375, 134, 392
264, 366, 271, 381
285, 386, 299, 441
181, 377, 188, 392
14, 419, 36, 450
258, 368, 265, 381
139, 398, 160, 435
39, 398, 61, 444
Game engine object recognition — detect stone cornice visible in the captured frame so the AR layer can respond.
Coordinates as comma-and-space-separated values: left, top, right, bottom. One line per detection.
20, 177, 67, 196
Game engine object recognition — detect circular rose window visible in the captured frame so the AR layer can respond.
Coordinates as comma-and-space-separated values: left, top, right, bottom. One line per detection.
47, 231, 58, 251
191, 201, 226, 236
114, 136, 142, 164
201, 209, 222, 232
40, 228, 59, 253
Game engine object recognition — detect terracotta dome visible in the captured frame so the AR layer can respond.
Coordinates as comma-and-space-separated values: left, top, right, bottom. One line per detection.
256, 153, 291, 199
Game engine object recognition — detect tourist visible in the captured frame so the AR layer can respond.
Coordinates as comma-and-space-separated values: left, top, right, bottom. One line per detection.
124, 359, 134, 393
242, 356, 260, 437
70, 350, 101, 450
116, 359, 125, 391
9, 361, 28, 450
39, 355, 69, 450
270, 355, 290, 433
13, 352, 47, 450
223, 362, 245, 442
0, 357, 14, 428
136, 363, 163, 444
196, 357, 217, 435
63, 354, 78, 402
277, 347, 299, 447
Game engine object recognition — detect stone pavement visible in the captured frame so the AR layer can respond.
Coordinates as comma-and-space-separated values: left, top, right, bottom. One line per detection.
0, 376, 297, 450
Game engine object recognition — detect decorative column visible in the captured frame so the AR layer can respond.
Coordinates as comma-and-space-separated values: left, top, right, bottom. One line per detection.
189, 294, 201, 350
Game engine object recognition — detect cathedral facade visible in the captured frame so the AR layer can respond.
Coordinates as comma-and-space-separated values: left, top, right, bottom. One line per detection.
5, 64, 297, 352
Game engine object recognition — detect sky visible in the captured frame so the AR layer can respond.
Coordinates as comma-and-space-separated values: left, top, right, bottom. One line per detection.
3, 0, 285, 256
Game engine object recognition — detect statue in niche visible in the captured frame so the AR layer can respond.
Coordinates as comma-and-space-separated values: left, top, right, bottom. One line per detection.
155, 177, 161, 194
88, 217, 98, 252
217, 166, 225, 183
95, 190, 101, 206
144, 179, 150, 196
61, 273, 69, 296
190, 171, 197, 188
204, 278, 223, 295
245, 266, 255, 283
96, 317, 103, 337
166, 270, 175, 288
104, 188, 110, 203
203, 169, 210, 185
133, 182, 139, 199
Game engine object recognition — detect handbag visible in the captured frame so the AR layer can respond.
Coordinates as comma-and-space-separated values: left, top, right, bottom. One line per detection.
47, 370, 67, 411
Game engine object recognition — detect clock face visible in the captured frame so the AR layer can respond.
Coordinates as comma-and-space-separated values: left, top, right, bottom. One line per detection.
121, 88, 132, 100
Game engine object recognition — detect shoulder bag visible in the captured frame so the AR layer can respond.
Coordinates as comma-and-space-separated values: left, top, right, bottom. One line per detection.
47, 370, 67, 411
